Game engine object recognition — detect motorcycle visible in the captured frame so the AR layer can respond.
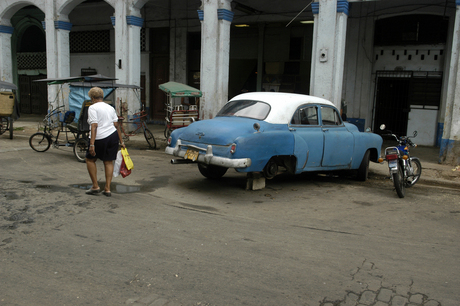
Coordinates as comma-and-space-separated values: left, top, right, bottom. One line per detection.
378, 124, 422, 198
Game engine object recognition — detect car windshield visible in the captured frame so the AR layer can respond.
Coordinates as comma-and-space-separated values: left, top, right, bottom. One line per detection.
217, 100, 270, 120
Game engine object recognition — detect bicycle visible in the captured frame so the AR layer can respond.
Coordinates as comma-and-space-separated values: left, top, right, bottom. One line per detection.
118, 110, 156, 149
29, 106, 84, 155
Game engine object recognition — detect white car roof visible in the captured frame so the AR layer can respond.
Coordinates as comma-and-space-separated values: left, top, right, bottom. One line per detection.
228, 92, 336, 124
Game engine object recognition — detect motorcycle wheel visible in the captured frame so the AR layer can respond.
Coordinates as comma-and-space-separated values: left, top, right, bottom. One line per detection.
405, 158, 422, 188
393, 164, 405, 198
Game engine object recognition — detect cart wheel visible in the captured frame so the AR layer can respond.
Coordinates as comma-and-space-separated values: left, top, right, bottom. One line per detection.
8, 117, 13, 139
164, 126, 172, 139
74, 137, 89, 163
29, 133, 51, 152
144, 128, 156, 149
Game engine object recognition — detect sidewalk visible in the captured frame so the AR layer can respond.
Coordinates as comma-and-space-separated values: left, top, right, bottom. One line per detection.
7, 114, 460, 189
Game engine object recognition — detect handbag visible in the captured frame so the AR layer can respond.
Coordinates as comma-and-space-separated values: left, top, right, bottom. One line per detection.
120, 159, 131, 178
121, 148, 134, 170
113, 150, 123, 177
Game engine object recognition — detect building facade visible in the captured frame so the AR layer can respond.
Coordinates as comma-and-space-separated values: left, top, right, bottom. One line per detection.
0, 0, 459, 164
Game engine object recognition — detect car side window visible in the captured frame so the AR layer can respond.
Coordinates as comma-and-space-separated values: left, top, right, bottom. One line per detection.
291, 106, 318, 126
321, 107, 342, 126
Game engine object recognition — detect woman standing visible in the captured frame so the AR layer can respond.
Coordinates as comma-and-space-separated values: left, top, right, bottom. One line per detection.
85, 87, 125, 196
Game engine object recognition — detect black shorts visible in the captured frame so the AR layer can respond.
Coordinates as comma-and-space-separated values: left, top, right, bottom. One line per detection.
86, 131, 119, 161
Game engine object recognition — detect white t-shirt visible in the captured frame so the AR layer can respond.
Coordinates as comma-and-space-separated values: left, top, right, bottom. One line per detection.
87, 102, 118, 140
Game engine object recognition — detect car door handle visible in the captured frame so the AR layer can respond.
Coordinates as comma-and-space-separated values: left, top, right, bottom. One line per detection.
322, 128, 329, 132
289, 128, 296, 131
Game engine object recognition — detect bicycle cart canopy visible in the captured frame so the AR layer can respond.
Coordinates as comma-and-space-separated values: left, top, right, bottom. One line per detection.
34, 74, 118, 85
159, 82, 202, 97
0, 80, 18, 90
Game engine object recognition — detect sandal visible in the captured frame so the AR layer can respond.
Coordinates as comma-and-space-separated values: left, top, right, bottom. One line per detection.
86, 188, 101, 195
102, 191, 112, 197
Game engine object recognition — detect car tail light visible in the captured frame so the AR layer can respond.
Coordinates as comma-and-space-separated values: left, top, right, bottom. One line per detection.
386, 154, 398, 160
402, 155, 408, 160
378, 157, 384, 163
167, 136, 172, 146
230, 143, 236, 154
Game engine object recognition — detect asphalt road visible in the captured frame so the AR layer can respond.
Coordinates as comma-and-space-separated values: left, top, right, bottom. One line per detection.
0, 132, 459, 306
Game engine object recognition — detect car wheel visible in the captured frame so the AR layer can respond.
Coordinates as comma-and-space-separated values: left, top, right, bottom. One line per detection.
263, 158, 278, 179
356, 150, 370, 181
198, 163, 228, 179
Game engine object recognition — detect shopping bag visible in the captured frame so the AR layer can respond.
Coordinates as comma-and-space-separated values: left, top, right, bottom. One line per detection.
120, 159, 131, 178
113, 150, 123, 177
121, 148, 133, 170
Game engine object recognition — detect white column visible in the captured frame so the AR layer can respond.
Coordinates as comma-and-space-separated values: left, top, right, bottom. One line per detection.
198, 0, 233, 120
54, 20, 72, 109
0, 25, 13, 82
332, 2, 348, 108
310, 0, 349, 108
44, 0, 59, 110
440, 2, 460, 164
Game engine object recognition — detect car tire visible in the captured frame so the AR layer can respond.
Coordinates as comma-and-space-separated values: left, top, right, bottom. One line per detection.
198, 163, 228, 179
356, 150, 370, 181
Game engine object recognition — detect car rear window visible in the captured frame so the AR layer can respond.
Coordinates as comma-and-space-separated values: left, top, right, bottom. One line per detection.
217, 100, 270, 120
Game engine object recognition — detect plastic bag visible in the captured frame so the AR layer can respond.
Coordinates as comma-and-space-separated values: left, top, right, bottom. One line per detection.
120, 159, 131, 178
113, 150, 123, 177
121, 148, 134, 170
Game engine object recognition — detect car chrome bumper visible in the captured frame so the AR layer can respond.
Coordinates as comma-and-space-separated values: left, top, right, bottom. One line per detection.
165, 139, 251, 168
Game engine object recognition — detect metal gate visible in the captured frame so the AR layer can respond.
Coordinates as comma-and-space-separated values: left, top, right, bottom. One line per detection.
373, 71, 442, 137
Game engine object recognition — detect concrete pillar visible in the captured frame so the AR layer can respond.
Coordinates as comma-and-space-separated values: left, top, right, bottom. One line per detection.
440, 1, 460, 165
43, 0, 59, 110
0, 25, 13, 83
54, 20, 72, 109
310, 0, 349, 108
198, 0, 234, 120
112, 4, 143, 123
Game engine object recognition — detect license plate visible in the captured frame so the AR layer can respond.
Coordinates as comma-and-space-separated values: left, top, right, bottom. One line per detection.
389, 160, 397, 169
184, 149, 199, 161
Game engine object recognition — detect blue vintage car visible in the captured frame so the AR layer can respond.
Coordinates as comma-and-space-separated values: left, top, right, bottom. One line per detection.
165, 92, 382, 181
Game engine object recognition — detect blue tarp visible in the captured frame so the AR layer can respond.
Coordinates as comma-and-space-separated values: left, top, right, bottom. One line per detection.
68, 85, 114, 123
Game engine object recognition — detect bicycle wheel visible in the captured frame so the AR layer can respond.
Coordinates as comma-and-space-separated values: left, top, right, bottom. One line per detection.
29, 133, 51, 152
8, 117, 13, 139
405, 158, 422, 188
144, 128, 156, 149
74, 137, 89, 163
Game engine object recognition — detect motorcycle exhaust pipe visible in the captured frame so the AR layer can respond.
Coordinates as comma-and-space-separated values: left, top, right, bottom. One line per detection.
171, 159, 195, 164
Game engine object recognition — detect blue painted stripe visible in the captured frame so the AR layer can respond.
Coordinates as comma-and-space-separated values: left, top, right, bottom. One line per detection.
439, 138, 455, 161
218, 9, 234, 22
0, 25, 14, 34
110, 16, 115, 26
436, 122, 443, 147
126, 15, 144, 27
337, 0, 349, 15
311, 2, 319, 15
54, 21, 72, 31
197, 10, 204, 21
311, 1, 349, 15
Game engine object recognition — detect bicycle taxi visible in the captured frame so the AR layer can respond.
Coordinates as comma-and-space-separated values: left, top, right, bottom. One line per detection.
29, 75, 145, 162
0, 80, 18, 139
159, 81, 202, 138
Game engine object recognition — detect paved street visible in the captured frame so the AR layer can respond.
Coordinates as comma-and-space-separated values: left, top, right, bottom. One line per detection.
0, 118, 459, 306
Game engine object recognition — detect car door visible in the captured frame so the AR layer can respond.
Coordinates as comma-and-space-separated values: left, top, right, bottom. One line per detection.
320, 106, 354, 168
290, 105, 324, 172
